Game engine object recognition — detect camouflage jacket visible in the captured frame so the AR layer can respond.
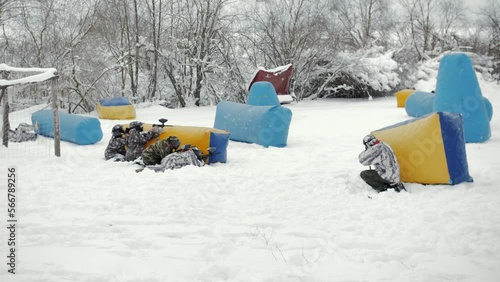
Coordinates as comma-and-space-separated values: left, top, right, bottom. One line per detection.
125, 128, 160, 161
104, 136, 127, 160
161, 150, 205, 170
142, 139, 175, 165
8, 123, 37, 143
358, 141, 400, 184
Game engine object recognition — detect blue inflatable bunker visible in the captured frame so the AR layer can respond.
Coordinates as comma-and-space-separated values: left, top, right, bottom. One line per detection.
247, 81, 280, 106
214, 102, 292, 147
435, 53, 491, 142
406, 92, 493, 122
99, 96, 132, 106
405, 91, 435, 118
214, 81, 292, 147
32, 110, 103, 145
482, 96, 493, 122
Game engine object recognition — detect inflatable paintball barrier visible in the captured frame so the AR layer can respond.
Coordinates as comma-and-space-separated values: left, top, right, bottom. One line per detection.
247, 81, 280, 106
97, 96, 136, 120
405, 91, 435, 117
395, 89, 416, 108
32, 109, 103, 145
483, 97, 493, 121
129, 124, 230, 164
214, 101, 292, 147
372, 112, 473, 185
435, 53, 491, 142
213, 81, 292, 147
406, 91, 493, 121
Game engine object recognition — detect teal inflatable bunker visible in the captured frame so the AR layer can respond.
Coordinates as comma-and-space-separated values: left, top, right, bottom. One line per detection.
483, 97, 493, 122
405, 91, 435, 117
406, 92, 492, 122
247, 81, 280, 106
214, 102, 292, 147
32, 110, 103, 145
435, 53, 491, 142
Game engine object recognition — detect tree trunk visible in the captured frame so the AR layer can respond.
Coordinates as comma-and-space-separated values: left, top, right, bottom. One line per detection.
149, 0, 161, 101
1, 87, 9, 148
134, 0, 140, 100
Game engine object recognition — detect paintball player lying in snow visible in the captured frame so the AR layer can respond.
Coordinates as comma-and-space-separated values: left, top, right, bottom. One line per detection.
139, 136, 205, 172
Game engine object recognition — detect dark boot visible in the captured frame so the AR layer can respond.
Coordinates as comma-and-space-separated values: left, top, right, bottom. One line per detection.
390, 182, 406, 192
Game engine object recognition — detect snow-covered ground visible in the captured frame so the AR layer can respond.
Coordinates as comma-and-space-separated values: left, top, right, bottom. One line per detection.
1, 75, 499, 281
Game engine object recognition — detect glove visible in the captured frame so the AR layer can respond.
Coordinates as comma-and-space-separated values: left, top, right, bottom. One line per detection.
150, 126, 160, 133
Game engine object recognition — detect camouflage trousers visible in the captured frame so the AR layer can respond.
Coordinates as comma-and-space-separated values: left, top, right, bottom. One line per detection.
142, 140, 174, 165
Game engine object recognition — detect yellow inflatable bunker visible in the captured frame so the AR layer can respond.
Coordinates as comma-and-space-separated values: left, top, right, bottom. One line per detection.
372, 112, 473, 185
125, 123, 230, 164
395, 89, 416, 108
97, 97, 136, 120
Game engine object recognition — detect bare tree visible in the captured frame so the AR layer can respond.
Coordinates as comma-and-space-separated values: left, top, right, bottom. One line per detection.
1, 0, 495, 112
130, 0, 141, 100
205, 12, 249, 104
143, 0, 163, 101
480, 0, 500, 51
160, 0, 230, 107
479, 0, 500, 80
6, 0, 105, 113
398, 0, 465, 60
96, 0, 131, 98
58, 0, 103, 113
331, 0, 393, 50
246, 0, 331, 100
0, 0, 18, 25
0, 0, 19, 53
19, 0, 57, 66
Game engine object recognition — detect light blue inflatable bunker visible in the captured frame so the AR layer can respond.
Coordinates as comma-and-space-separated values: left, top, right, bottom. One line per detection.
435, 53, 491, 142
406, 92, 493, 121
214, 102, 292, 147
483, 97, 493, 122
247, 81, 280, 106
32, 109, 103, 145
405, 91, 435, 117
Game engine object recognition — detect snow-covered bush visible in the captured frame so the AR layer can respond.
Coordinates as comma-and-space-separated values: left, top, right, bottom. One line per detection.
392, 46, 420, 90
413, 51, 498, 92
304, 47, 401, 99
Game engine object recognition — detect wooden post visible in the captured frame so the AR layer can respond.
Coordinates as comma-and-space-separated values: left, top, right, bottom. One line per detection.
51, 77, 61, 157
1, 87, 9, 148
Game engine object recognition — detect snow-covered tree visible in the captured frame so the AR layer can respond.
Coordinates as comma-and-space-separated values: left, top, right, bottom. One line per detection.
0, 0, 496, 112
330, 0, 395, 50
397, 0, 466, 60
479, 0, 500, 81
158, 0, 232, 107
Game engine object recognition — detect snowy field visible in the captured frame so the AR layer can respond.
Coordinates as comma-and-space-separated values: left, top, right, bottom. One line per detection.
0, 77, 499, 281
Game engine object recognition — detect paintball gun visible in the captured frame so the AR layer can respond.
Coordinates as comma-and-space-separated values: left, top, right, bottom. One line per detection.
152, 118, 170, 128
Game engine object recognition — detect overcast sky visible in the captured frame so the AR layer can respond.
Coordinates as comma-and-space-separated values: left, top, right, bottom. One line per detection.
463, 0, 488, 10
